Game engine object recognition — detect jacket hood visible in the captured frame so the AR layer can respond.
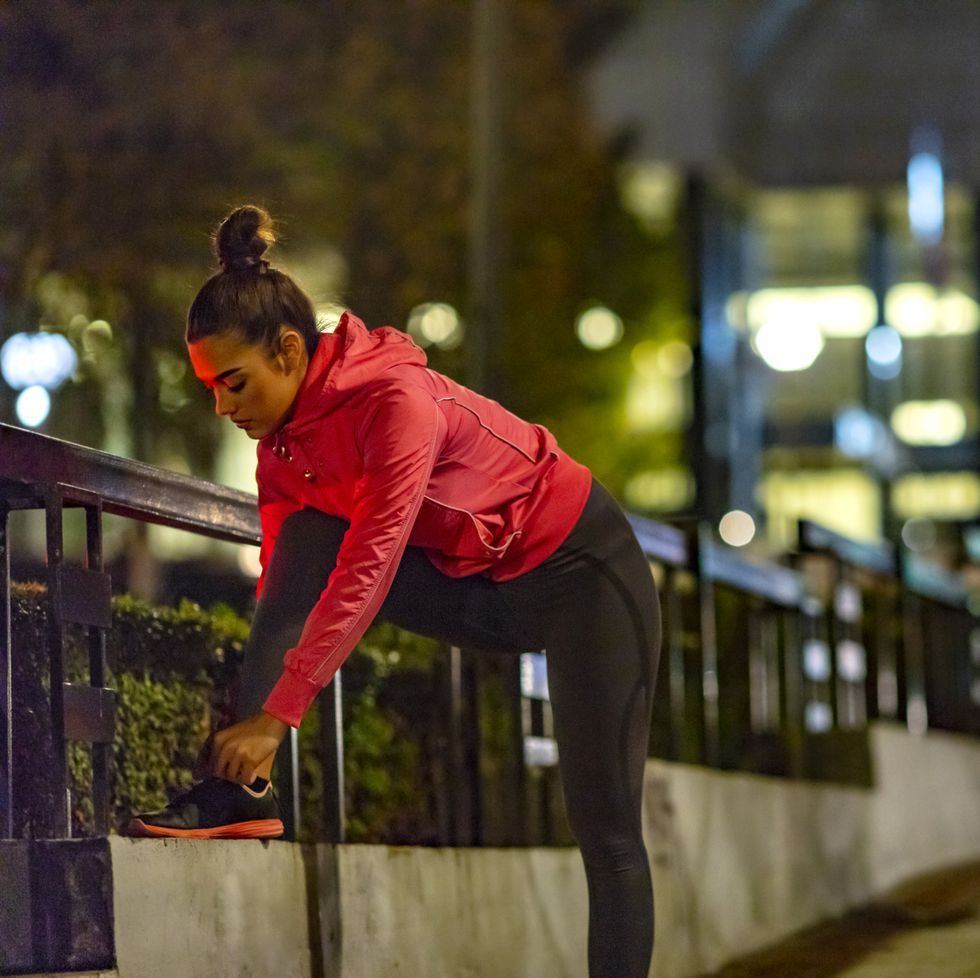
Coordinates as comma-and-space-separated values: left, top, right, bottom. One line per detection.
271, 311, 428, 440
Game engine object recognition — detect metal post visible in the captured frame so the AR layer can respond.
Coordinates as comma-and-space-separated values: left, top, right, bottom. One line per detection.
0, 503, 12, 838
319, 671, 345, 844
448, 645, 475, 846
694, 525, 720, 767
663, 568, 689, 763
901, 590, 929, 735
465, 650, 483, 846
274, 727, 301, 841
84, 503, 110, 836
781, 604, 805, 779
510, 656, 528, 844
44, 488, 70, 838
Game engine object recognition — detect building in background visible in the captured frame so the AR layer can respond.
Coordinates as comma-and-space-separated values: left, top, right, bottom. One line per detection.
589, 0, 980, 561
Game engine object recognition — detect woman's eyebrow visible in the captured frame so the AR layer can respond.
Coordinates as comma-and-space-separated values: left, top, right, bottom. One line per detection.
203, 366, 243, 387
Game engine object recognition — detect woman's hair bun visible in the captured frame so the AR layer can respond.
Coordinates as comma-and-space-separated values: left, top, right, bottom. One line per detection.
214, 204, 276, 273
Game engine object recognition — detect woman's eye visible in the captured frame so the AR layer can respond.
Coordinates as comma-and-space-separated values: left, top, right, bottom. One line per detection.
228, 382, 245, 393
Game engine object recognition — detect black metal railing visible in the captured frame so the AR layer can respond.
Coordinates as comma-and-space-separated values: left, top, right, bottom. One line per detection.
2, 422, 978, 844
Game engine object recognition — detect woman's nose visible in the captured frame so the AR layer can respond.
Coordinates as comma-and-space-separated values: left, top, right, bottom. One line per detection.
214, 389, 235, 417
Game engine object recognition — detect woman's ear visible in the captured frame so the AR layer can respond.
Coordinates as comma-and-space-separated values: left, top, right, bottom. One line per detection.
276, 327, 306, 373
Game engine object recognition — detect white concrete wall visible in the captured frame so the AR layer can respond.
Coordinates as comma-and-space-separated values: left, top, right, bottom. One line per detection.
109, 835, 314, 978
101, 721, 980, 978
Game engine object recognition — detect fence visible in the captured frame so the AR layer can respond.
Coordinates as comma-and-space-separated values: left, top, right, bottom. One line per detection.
1, 422, 978, 845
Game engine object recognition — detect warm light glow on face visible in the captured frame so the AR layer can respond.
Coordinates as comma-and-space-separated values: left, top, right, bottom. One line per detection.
187, 331, 307, 440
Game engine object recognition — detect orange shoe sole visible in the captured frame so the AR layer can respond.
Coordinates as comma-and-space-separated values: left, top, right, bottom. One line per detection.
123, 818, 284, 839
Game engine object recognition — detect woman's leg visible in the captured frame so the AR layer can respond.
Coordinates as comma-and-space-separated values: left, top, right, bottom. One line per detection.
495, 480, 662, 978
233, 489, 661, 977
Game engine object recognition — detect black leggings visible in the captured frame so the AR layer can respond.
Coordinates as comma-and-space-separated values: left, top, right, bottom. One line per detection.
235, 476, 662, 978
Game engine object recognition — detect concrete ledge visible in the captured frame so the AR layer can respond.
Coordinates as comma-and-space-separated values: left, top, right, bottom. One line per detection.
110, 836, 314, 978
644, 721, 980, 976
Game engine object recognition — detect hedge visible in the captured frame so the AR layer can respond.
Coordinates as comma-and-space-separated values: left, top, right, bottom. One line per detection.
10, 582, 445, 843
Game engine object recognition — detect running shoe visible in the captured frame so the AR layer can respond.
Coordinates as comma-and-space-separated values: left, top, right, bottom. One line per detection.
121, 776, 284, 839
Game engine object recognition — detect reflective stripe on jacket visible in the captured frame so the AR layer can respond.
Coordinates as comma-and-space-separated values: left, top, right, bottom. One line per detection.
257, 311, 592, 726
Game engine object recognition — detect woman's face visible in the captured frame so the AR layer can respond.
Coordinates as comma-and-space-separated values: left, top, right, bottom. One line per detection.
188, 328, 308, 440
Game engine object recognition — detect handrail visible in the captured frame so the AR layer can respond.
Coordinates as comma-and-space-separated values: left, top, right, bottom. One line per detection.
0, 422, 260, 545
625, 513, 689, 566
699, 537, 803, 607
902, 552, 971, 609
798, 518, 896, 575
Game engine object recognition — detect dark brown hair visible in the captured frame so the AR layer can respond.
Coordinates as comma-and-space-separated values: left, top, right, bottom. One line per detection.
186, 205, 320, 358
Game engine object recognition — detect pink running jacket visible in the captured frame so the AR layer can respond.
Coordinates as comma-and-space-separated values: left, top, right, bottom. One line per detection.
256, 311, 592, 727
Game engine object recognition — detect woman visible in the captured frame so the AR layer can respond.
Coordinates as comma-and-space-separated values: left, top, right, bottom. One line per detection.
125, 205, 661, 977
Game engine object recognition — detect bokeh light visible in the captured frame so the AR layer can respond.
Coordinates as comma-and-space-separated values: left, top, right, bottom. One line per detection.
576, 306, 623, 350
753, 319, 824, 371
1, 332, 78, 390
865, 324, 903, 380
891, 400, 967, 445
834, 406, 887, 458
407, 302, 464, 350
16, 385, 52, 427
718, 510, 755, 547
901, 517, 937, 552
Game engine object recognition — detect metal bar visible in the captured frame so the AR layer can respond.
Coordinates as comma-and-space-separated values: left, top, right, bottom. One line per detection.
0, 503, 11, 839
448, 645, 471, 846
781, 607, 805, 778
465, 651, 483, 846
901, 591, 929, 735
318, 670, 346, 844
664, 568, 688, 762
274, 727, 301, 842
695, 526, 721, 767
44, 488, 70, 839
510, 656, 528, 844
85, 503, 110, 836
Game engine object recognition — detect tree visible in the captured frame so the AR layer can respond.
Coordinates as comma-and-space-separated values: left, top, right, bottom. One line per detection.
1, 0, 689, 505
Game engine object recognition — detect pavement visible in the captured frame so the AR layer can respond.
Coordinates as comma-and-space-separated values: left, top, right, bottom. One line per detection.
700, 858, 980, 978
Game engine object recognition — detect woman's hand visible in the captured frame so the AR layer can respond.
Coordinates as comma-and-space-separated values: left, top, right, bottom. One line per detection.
207, 711, 290, 785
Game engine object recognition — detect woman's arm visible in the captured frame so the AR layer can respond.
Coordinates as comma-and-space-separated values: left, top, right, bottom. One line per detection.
261, 385, 442, 727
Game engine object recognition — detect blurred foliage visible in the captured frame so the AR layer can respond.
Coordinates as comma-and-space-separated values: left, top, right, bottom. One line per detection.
0, 0, 690, 504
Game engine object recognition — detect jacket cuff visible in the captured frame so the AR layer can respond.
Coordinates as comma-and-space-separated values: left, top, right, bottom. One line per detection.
262, 667, 322, 728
